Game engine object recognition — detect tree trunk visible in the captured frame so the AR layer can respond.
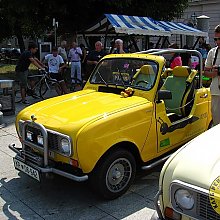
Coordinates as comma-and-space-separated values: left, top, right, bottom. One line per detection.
14, 25, 25, 53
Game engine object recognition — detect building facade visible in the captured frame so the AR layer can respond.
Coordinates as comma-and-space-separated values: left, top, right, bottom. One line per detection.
181, 0, 220, 47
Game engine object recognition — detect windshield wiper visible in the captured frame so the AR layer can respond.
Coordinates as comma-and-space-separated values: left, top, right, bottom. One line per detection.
97, 71, 108, 87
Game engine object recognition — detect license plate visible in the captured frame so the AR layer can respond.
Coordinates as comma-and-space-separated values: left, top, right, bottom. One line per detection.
13, 158, 40, 181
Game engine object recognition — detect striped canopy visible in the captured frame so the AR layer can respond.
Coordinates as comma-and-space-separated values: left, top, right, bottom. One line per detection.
80, 14, 207, 37
105, 14, 170, 36
156, 20, 208, 37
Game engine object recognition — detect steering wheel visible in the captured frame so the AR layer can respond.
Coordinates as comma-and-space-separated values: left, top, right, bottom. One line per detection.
136, 80, 149, 86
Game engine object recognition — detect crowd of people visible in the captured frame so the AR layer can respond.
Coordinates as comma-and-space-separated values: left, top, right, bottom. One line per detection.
15, 38, 127, 104
14, 24, 220, 134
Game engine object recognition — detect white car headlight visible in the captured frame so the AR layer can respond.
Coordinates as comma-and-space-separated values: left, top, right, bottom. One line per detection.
26, 131, 33, 141
60, 138, 71, 155
18, 120, 24, 137
37, 135, 44, 145
174, 189, 194, 210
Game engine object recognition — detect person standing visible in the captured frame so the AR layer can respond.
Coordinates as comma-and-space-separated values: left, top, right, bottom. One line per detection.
180, 45, 191, 67
86, 41, 107, 79
68, 42, 82, 84
58, 40, 68, 63
15, 41, 45, 104
80, 43, 87, 80
204, 24, 220, 126
168, 43, 182, 69
112, 39, 126, 54
44, 46, 68, 95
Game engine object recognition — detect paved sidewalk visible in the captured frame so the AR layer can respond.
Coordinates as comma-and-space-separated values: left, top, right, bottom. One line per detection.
0, 96, 160, 220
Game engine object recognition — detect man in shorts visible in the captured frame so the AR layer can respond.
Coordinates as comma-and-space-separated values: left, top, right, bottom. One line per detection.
15, 41, 46, 104
44, 46, 68, 94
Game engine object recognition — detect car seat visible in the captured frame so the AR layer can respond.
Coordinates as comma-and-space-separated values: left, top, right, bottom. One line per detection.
160, 66, 196, 116
132, 65, 156, 89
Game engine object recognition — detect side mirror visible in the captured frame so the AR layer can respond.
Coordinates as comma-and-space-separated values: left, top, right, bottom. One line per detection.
157, 90, 172, 102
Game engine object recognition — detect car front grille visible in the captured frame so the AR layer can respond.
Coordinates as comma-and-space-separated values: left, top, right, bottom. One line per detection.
26, 125, 59, 150
197, 193, 220, 220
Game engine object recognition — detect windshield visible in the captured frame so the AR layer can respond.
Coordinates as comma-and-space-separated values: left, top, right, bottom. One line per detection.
90, 58, 158, 91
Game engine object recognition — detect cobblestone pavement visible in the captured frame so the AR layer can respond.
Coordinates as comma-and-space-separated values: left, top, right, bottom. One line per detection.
0, 95, 161, 220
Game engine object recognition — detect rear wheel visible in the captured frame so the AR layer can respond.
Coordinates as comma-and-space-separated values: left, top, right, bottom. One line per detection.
70, 77, 84, 92
40, 79, 62, 99
89, 149, 136, 200
26, 75, 42, 98
14, 80, 22, 103
208, 120, 214, 129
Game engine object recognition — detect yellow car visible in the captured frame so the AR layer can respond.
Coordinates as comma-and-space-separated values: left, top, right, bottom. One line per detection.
9, 49, 212, 199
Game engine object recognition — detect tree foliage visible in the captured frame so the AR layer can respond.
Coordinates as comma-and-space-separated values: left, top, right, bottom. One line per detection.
0, 0, 188, 49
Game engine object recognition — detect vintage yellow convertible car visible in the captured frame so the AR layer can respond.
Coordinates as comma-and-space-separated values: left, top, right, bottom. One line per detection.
9, 49, 212, 199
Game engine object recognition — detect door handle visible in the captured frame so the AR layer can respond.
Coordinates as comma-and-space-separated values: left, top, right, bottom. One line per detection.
200, 93, 208, 98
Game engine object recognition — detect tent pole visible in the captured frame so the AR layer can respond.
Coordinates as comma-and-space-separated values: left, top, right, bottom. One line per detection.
192, 37, 200, 49
83, 33, 90, 48
145, 36, 149, 50
155, 37, 162, 48
180, 35, 183, 48
161, 36, 168, 48
130, 35, 140, 52
104, 22, 109, 50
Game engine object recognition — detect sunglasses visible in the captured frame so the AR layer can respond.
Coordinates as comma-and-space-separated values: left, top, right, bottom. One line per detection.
214, 37, 220, 41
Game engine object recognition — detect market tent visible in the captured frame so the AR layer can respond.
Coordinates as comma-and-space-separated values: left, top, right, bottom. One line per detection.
80, 14, 207, 37
79, 14, 208, 50
156, 20, 208, 37
81, 14, 171, 37
82, 16, 114, 36
105, 14, 171, 36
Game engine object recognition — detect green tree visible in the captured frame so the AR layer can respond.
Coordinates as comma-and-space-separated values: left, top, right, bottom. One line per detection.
0, 0, 188, 51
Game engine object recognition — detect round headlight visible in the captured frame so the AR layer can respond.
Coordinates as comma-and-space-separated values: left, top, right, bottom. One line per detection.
60, 138, 71, 155
174, 189, 194, 210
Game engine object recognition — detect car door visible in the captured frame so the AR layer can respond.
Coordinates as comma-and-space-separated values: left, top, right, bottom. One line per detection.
183, 87, 210, 137
155, 101, 187, 153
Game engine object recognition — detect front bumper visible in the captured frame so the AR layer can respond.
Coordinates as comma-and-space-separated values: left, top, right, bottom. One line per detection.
151, 190, 165, 220
9, 120, 88, 182
9, 143, 88, 182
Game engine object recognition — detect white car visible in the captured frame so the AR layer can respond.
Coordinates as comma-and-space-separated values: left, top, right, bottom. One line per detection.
151, 124, 220, 220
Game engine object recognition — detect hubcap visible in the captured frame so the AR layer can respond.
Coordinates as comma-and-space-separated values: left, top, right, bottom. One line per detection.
106, 158, 132, 193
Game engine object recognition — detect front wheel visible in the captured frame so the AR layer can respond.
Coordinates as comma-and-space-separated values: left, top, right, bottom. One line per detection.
89, 149, 136, 200
40, 79, 62, 99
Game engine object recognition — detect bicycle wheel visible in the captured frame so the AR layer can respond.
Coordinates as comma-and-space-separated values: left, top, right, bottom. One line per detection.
40, 79, 62, 99
27, 75, 42, 98
70, 77, 83, 92
14, 80, 22, 103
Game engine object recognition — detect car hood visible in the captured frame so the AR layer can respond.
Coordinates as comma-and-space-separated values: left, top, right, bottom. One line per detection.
18, 89, 149, 131
165, 125, 220, 190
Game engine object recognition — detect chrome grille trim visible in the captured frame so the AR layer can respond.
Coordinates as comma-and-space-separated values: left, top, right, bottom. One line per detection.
170, 180, 220, 220
197, 193, 220, 220
19, 120, 72, 157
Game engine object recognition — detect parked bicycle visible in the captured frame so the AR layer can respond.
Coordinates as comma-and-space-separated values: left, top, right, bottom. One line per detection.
69, 77, 86, 92
15, 70, 62, 103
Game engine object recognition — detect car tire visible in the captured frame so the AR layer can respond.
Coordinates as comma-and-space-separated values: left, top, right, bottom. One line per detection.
208, 120, 213, 129
89, 149, 136, 200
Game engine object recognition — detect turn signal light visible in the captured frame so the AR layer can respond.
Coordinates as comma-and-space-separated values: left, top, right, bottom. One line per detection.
69, 159, 78, 167
164, 207, 181, 220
